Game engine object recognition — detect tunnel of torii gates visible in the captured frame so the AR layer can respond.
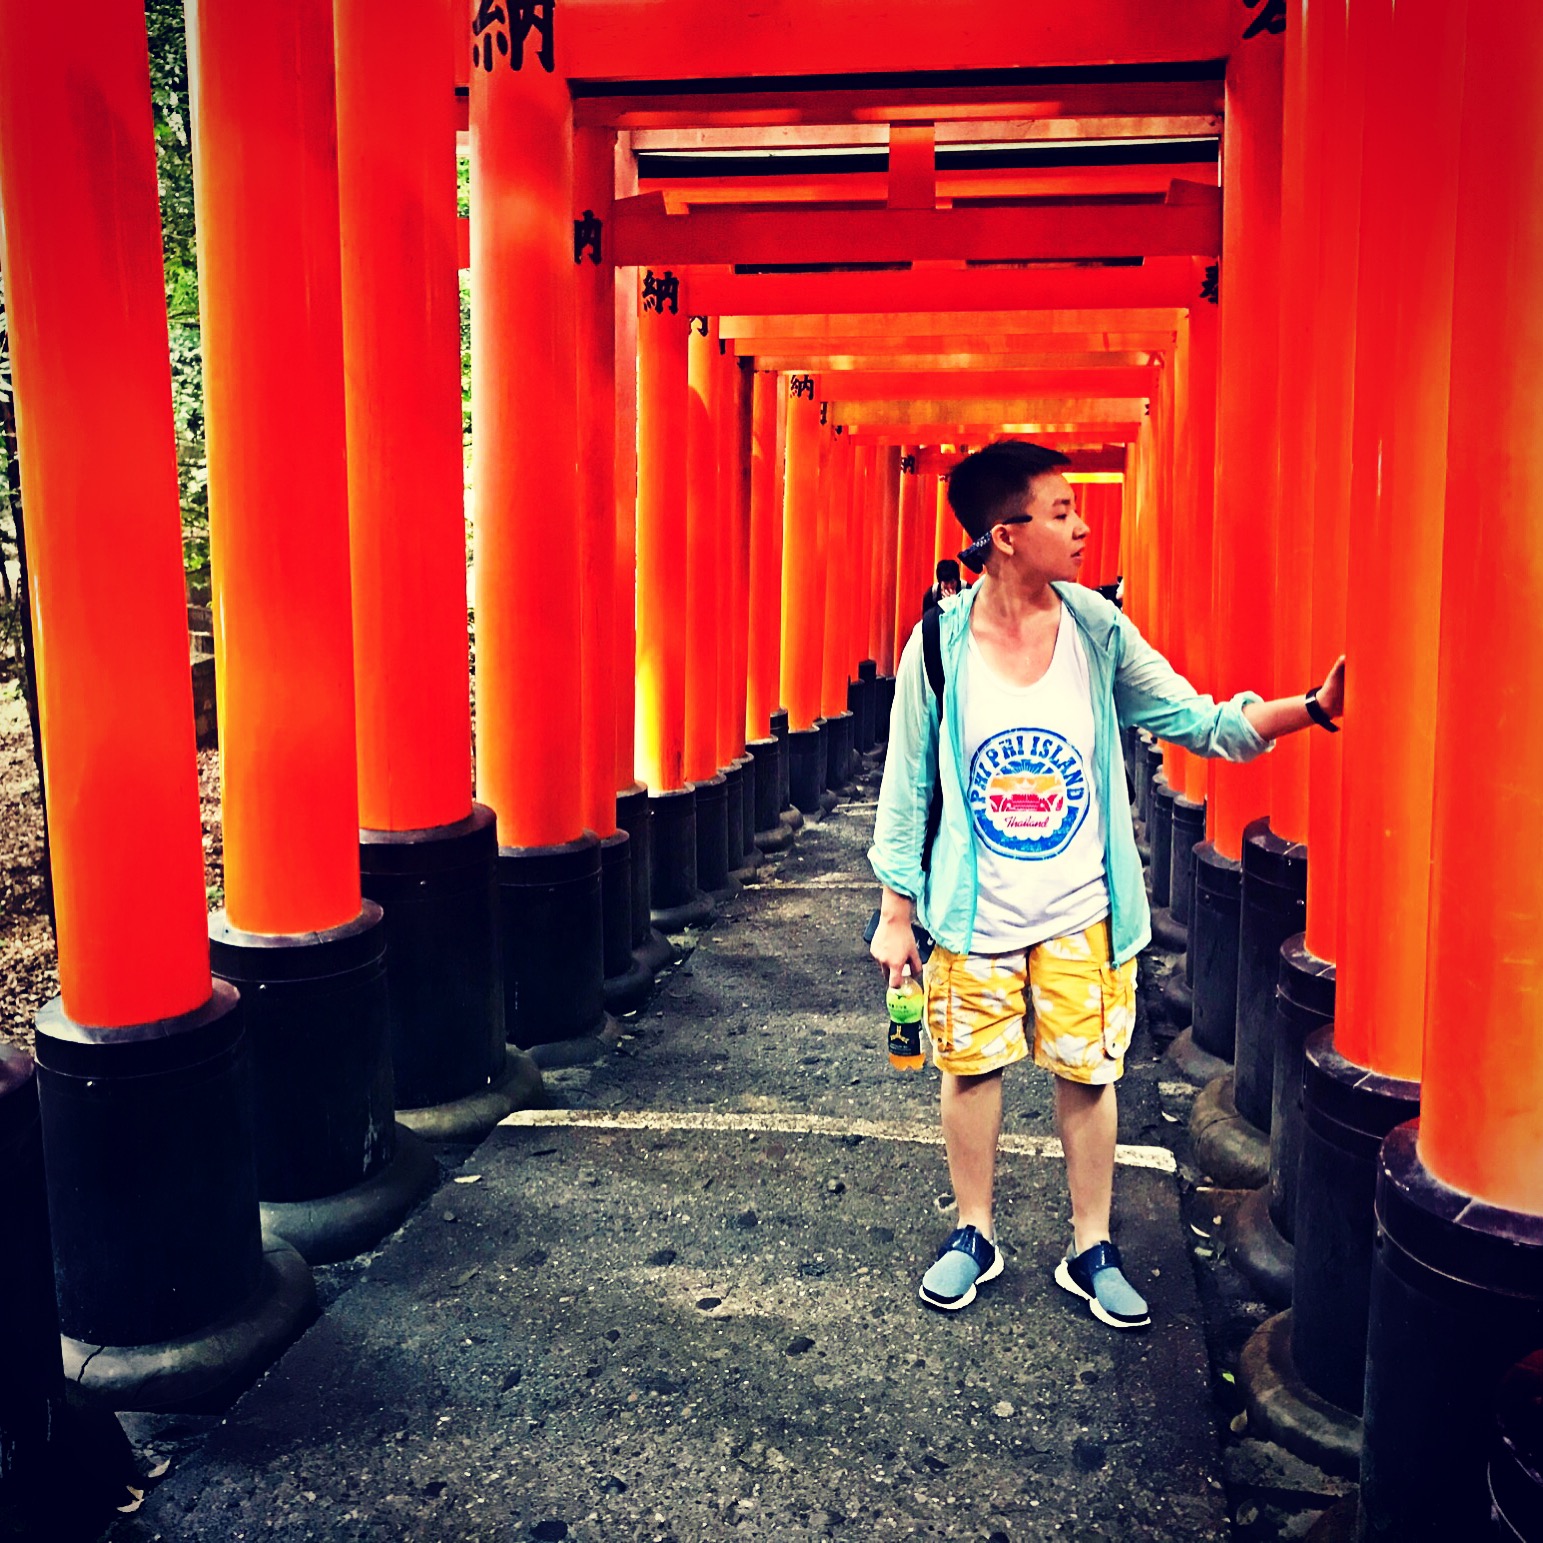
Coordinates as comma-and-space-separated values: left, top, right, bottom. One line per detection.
0, 0, 1541, 1535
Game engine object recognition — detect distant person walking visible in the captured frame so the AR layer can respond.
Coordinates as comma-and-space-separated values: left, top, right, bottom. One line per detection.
921, 558, 961, 619
869, 439, 1343, 1327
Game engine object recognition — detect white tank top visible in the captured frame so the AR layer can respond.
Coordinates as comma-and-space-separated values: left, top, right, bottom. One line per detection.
959, 603, 1109, 952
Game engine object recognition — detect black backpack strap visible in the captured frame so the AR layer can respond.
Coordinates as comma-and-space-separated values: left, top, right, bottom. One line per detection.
920, 607, 945, 875
922, 605, 945, 707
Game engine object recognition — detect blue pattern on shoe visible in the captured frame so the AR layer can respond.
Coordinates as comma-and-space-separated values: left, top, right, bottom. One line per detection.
1055, 1239, 1151, 1329
919, 1224, 1003, 1311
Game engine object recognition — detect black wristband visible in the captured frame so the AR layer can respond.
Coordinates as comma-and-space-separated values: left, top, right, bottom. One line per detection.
1305, 687, 1340, 733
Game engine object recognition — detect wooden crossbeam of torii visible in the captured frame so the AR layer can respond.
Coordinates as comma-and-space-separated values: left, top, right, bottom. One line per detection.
718, 308, 1182, 340
830, 396, 1147, 426
640, 162, 1213, 206
813, 368, 1158, 400
610, 190, 1221, 266
907, 446, 1127, 475
843, 423, 1145, 445
557, 0, 1239, 80
745, 351, 1158, 372
685, 259, 1206, 314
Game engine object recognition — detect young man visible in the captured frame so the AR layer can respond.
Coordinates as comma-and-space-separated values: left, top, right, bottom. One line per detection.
868, 440, 1343, 1327
922, 558, 963, 618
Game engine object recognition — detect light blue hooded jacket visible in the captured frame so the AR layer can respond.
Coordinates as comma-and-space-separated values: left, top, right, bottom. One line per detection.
868, 582, 1271, 967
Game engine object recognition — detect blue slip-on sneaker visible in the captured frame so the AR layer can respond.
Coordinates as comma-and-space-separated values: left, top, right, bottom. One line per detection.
1054, 1239, 1151, 1330
918, 1224, 1003, 1311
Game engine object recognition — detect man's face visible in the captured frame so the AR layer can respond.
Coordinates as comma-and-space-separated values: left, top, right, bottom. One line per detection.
989, 472, 1088, 583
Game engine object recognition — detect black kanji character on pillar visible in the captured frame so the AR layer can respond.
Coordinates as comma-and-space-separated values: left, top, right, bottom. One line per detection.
509, 0, 556, 72
900, 454, 917, 473
1200, 263, 1219, 304
789, 375, 815, 400
688, 315, 708, 336
574, 210, 603, 265
472, 0, 556, 73
642, 270, 680, 315
471, 0, 510, 70
819, 401, 828, 425
1242, 0, 1286, 40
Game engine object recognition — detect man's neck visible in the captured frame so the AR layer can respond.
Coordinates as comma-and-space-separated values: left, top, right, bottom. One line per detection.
974, 568, 1060, 629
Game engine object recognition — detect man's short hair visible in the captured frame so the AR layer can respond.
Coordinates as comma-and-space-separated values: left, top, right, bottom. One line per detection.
947, 440, 1072, 540
935, 558, 961, 586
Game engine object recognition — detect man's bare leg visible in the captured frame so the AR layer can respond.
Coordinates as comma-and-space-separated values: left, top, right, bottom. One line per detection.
941, 1069, 1004, 1238
1054, 1077, 1117, 1255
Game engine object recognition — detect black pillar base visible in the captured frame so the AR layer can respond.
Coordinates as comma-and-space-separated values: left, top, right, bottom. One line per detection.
1164, 1026, 1229, 1086
1291, 1028, 1420, 1417
825, 710, 855, 790
1359, 1125, 1543, 1542
0, 1046, 64, 1499
1268, 935, 1336, 1248
1149, 773, 1175, 909
600, 829, 654, 1015
397, 1045, 543, 1144
725, 759, 759, 882
62, 1234, 316, 1412
1143, 739, 1164, 827
789, 725, 826, 814
1161, 971, 1193, 1024
693, 772, 739, 903
359, 805, 503, 1116
1131, 730, 1151, 824
855, 660, 877, 751
1169, 794, 1205, 931
748, 737, 791, 850
648, 786, 713, 930
1491, 1353, 1543, 1542
615, 784, 652, 951
1235, 818, 1309, 1132
875, 676, 895, 743
1238, 1309, 1363, 1478
1230, 1185, 1296, 1308
735, 754, 760, 870
770, 708, 792, 808
496, 832, 607, 1053
617, 782, 678, 973
1150, 907, 1188, 955
33, 986, 319, 1404
1192, 840, 1242, 1065
1190, 1073, 1270, 1189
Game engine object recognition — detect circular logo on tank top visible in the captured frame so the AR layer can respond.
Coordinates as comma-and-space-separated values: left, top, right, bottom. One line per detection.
968, 728, 1090, 860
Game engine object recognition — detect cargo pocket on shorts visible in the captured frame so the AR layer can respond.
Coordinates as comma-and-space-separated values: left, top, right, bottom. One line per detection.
1100, 957, 1138, 1063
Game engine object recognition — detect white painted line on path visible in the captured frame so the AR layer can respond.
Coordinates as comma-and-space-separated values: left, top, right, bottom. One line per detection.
499, 1107, 1177, 1174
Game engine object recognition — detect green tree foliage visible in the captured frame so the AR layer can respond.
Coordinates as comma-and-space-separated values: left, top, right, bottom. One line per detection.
145, 0, 210, 588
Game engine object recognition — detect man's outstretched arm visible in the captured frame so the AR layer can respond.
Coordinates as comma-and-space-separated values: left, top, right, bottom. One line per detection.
1242, 655, 1345, 741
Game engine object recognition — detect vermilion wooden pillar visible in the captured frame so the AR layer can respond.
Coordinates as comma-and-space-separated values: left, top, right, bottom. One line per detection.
782, 375, 826, 810
875, 447, 902, 675
192, 0, 433, 1264
718, 343, 758, 879
1359, 8, 1543, 1537
683, 314, 734, 897
1270, 0, 1322, 849
0, 0, 311, 1411
1272, 0, 1442, 1438
746, 369, 782, 741
819, 429, 856, 789
1301, 0, 1358, 972
338, 0, 520, 1136
575, 125, 655, 1011
470, 5, 606, 1053
634, 272, 708, 925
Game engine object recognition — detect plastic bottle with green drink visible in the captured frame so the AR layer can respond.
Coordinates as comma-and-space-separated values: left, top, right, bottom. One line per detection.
886, 967, 925, 1071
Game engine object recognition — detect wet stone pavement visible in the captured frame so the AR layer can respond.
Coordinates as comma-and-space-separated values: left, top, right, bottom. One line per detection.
104, 758, 1339, 1542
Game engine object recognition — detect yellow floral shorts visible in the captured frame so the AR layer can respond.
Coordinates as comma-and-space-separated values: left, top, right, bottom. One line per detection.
922, 917, 1138, 1085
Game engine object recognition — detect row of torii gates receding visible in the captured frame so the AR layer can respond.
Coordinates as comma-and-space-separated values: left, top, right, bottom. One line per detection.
1, 3, 1541, 1540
